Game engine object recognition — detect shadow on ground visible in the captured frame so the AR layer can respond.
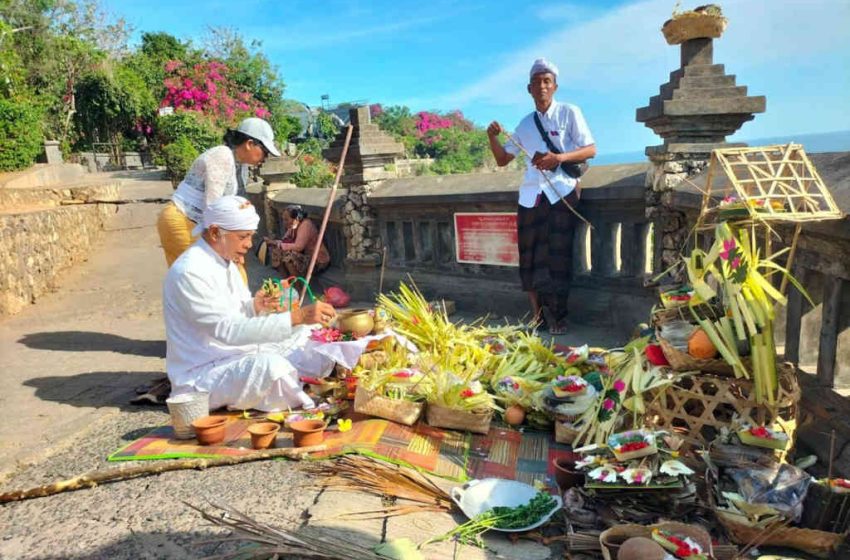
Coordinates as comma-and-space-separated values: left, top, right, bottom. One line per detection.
31, 529, 230, 560
18, 331, 166, 358
24, 371, 165, 411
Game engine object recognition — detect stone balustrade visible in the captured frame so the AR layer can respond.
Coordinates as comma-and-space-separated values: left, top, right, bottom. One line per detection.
267, 162, 656, 336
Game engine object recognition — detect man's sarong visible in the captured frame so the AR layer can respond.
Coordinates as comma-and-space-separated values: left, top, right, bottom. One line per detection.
517, 190, 579, 322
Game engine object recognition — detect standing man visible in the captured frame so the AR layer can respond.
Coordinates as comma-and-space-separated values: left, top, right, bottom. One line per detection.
487, 58, 596, 334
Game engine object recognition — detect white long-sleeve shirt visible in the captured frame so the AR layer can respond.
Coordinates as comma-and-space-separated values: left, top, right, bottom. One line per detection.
163, 238, 294, 389
504, 100, 595, 208
171, 146, 249, 223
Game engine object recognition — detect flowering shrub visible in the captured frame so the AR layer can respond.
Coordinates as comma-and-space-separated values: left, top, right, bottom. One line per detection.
160, 60, 270, 127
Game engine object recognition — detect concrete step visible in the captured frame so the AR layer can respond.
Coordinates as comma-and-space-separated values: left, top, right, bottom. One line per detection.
673, 85, 749, 100
680, 74, 737, 88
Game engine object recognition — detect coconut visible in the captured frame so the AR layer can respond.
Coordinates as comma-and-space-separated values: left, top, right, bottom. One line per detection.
617, 537, 667, 560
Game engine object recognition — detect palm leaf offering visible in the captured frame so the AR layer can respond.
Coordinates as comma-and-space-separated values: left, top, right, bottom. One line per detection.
685, 223, 811, 403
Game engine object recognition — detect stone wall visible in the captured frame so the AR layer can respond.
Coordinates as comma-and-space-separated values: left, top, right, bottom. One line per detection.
0, 204, 115, 315
342, 183, 382, 261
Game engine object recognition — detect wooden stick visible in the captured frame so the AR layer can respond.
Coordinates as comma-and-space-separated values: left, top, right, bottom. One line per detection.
0, 443, 326, 504
502, 131, 593, 229
778, 223, 803, 295
378, 245, 387, 295
300, 124, 354, 306
829, 429, 837, 481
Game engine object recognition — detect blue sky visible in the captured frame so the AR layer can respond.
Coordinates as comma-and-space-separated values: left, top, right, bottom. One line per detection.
106, 0, 850, 155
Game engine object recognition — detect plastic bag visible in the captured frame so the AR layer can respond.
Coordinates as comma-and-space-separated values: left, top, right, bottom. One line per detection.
728, 463, 812, 522
324, 286, 351, 308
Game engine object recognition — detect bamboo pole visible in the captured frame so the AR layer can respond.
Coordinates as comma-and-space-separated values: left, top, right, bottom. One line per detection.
0, 443, 326, 504
300, 124, 354, 306
378, 245, 387, 295
501, 130, 593, 229
778, 223, 803, 295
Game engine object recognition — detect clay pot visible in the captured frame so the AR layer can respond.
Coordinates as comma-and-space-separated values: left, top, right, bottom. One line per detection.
337, 309, 374, 337
290, 419, 326, 447
552, 453, 584, 491
247, 422, 280, 450
504, 404, 526, 426
191, 415, 227, 446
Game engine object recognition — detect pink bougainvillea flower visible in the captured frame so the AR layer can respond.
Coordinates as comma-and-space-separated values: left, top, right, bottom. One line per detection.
719, 238, 736, 261
602, 398, 615, 411
613, 379, 626, 392
730, 256, 741, 269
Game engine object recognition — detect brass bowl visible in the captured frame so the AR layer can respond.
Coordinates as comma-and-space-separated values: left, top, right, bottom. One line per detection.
337, 309, 374, 337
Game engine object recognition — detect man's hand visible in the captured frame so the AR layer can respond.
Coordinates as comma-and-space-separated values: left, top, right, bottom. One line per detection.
532, 151, 561, 171
292, 301, 336, 327
253, 289, 281, 315
487, 121, 504, 138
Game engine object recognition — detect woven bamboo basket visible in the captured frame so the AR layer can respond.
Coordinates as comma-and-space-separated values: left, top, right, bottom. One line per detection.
353, 385, 424, 426
647, 365, 800, 448
662, 12, 727, 45
658, 335, 752, 376
716, 512, 845, 558
555, 416, 582, 444
426, 404, 492, 434
599, 521, 713, 560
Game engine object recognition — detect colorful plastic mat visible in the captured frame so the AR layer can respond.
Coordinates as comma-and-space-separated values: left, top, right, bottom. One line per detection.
108, 413, 572, 484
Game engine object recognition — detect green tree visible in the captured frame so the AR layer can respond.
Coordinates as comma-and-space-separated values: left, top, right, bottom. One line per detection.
315, 111, 339, 140
73, 63, 157, 149
0, 97, 43, 170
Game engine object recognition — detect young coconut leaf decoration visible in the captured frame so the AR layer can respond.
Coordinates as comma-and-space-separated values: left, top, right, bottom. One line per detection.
686, 223, 812, 404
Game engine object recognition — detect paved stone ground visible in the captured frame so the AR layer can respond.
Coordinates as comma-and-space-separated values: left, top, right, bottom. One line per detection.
0, 170, 619, 559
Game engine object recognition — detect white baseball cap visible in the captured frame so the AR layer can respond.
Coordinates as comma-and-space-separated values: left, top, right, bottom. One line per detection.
529, 58, 559, 80
236, 117, 281, 157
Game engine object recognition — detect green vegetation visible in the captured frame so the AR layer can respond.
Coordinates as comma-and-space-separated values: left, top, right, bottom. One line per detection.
371, 104, 496, 175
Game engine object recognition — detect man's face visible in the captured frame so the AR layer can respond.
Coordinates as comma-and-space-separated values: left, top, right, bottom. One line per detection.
209, 226, 255, 262
527, 72, 558, 106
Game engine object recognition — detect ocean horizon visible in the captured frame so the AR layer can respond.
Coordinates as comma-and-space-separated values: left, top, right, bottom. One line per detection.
594, 129, 850, 165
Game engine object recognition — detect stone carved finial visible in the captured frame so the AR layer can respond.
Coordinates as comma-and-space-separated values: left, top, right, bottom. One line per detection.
637, 6, 765, 156
637, 7, 766, 280
322, 106, 404, 264
323, 106, 405, 187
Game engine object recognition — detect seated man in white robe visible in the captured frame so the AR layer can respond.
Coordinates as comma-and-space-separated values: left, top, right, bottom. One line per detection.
163, 195, 337, 411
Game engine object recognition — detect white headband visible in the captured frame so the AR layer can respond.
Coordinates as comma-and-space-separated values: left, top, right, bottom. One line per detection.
529, 58, 559, 80
192, 195, 260, 236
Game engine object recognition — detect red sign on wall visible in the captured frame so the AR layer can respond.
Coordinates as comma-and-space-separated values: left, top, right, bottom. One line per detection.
454, 212, 519, 266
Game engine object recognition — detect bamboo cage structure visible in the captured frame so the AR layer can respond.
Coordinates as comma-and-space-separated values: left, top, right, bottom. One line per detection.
691, 143, 843, 294
697, 143, 842, 227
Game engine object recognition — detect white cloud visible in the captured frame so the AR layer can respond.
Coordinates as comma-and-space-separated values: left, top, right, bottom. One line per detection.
433, 0, 850, 109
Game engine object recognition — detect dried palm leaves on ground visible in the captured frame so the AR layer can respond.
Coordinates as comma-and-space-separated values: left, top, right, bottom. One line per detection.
303, 455, 453, 518
189, 501, 385, 560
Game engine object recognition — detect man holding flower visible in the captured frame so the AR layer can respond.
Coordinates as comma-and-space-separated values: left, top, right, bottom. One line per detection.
163, 195, 337, 411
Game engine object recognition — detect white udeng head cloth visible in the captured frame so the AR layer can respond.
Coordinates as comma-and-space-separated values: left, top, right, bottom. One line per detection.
192, 195, 260, 236
529, 58, 559, 80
